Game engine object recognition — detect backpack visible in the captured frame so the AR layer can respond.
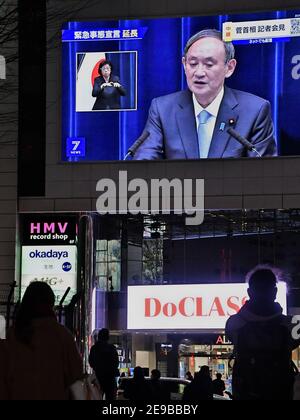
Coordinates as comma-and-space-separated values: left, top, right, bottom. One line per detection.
233, 317, 294, 400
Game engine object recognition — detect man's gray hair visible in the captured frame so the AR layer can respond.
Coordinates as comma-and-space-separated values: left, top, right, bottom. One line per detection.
184, 29, 235, 63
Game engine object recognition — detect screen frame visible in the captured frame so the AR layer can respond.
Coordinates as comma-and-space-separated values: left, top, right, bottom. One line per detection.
58, 5, 300, 164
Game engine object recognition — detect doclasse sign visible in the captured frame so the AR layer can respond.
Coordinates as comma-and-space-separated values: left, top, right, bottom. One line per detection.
127, 283, 287, 330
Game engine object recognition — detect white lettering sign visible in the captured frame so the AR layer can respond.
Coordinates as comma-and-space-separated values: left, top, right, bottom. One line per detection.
21, 245, 77, 305
127, 283, 287, 330
96, 171, 204, 226
0, 55, 5, 80
223, 18, 300, 42
291, 55, 300, 80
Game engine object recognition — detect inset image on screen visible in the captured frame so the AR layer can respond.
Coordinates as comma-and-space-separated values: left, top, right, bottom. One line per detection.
76, 51, 137, 112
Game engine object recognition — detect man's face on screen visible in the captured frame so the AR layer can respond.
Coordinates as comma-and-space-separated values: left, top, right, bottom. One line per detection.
182, 37, 236, 107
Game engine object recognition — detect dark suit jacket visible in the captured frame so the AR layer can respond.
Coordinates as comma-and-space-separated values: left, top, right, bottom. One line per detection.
134, 87, 277, 159
92, 75, 126, 110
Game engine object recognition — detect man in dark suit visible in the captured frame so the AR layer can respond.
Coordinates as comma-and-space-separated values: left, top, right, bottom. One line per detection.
134, 29, 277, 160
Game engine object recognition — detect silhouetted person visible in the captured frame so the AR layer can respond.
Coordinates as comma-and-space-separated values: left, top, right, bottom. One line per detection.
183, 366, 213, 401
118, 371, 126, 387
149, 369, 168, 401
88, 328, 119, 400
185, 371, 194, 381
123, 366, 152, 401
212, 373, 226, 396
4, 282, 83, 400
226, 267, 300, 400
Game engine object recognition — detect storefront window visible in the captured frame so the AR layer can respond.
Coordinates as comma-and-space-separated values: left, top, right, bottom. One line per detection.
142, 238, 163, 284
95, 239, 121, 291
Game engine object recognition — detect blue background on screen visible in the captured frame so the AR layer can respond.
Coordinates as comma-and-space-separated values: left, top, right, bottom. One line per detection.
61, 10, 300, 161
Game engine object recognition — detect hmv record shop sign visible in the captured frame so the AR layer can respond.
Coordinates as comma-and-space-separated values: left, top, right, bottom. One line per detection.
20, 214, 77, 245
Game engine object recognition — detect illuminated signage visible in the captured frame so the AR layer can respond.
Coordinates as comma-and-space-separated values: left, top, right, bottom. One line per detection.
66, 137, 86, 158
21, 245, 77, 305
215, 335, 231, 345
223, 18, 300, 42
127, 283, 287, 330
0, 55, 5, 80
21, 214, 77, 245
0, 315, 5, 339
62, 27, 148, 42
62, 10, 300, 161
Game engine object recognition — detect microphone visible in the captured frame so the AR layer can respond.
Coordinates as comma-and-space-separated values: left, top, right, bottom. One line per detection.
124, 130, 150, 160
227, 124, 262, 157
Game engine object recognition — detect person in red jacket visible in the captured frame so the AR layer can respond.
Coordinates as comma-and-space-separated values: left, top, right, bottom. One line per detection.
4, 282, 83, 400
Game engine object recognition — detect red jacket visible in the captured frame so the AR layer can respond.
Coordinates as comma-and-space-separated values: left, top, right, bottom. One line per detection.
3, 317, 83, 400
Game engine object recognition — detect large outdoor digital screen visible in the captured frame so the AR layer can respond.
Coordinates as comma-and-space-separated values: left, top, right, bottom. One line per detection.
62, 10, 300, 161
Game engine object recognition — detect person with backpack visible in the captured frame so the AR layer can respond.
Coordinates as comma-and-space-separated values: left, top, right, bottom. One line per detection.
226, 267, 300, 400
88, 328, 119, 400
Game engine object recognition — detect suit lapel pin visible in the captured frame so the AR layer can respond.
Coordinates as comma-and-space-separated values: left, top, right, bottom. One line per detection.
219, 122, 225, 131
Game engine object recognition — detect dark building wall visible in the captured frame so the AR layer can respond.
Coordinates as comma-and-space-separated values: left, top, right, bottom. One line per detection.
0, 0, 18, 292
18, 0, 46, 197
163, 232, 300, 284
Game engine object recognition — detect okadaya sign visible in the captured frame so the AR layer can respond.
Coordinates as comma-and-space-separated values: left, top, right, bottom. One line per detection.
21, 245, 77, 305
127, 283, 287, 330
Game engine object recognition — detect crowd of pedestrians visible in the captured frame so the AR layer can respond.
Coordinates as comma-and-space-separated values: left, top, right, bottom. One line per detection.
1, 266, 300, 400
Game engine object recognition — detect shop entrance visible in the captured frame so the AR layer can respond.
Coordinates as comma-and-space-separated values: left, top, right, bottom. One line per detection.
178, 335, 233, 379
109, 331, 233, 379
179, 345, 233, 394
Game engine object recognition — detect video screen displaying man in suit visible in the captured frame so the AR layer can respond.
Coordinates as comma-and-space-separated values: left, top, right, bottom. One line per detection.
134, 29, 278, 160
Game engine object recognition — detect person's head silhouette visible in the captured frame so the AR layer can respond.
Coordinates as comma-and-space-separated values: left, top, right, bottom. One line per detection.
97, 328, 110, 342
247, 268, 277, 306
21, 281, 55, 311
15, 281, 56, 344
151, 369, 161, 380
133, 366, 144, 381
199, 365, 210, 377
